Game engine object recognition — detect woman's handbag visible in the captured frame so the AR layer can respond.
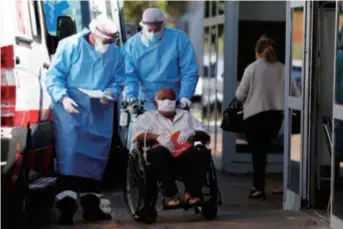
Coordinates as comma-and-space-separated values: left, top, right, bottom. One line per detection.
220, 97, 244, 133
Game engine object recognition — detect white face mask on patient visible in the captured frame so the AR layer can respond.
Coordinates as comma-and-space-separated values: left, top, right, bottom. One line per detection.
156, 99, 176, 112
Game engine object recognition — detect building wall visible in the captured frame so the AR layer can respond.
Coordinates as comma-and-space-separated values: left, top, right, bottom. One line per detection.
239, 1, 286, 21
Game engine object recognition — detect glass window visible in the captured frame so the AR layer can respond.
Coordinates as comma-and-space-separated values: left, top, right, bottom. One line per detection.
16, 0, 33, 38
105, 0, 112, 18
43, 0, 87, 36
333, 119, 343, 220
288, 109, 302, 193
202, 26, 210, 122
205, 1, 210, 18
28, 0, 41, 41
336, 1, 343, 104
219, 0, 225, 15
290, 7, 304, 97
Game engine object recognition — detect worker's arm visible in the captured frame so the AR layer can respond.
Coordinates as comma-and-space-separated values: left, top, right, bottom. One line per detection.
46, 40, 73, 103
123, 42, 139, 100
105, 48, 125, 99
178, 32, 199, 99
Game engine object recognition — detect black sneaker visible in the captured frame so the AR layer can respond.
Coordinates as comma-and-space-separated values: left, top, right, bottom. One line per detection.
81, 195, 112, 222
56, 197, 77, 225
249, 187, 257, 195
248, 190, 266, 199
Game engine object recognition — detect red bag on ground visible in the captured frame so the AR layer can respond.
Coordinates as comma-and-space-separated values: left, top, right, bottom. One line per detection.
170, 131, 193, 158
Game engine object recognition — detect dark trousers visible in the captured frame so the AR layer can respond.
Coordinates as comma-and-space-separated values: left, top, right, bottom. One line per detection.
244, 110, 283, 191
146, 146, 211, 198
56, 174, 102, 195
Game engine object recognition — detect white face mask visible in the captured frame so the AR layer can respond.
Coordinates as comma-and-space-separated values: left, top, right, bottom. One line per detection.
156, 99, 176, 112
145, 31, 162, 44
94, 37, 109, 54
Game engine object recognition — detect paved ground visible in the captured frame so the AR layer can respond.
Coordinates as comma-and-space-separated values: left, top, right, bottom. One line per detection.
42, 173, 329, 229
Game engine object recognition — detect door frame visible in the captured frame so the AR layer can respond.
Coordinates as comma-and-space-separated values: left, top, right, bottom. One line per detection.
222, 0, 284, 174
330, 1, 343, 227
284, 0, 312, 210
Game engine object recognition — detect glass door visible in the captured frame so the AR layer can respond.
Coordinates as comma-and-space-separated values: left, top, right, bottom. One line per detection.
284, 0, 307, 210
202, 1, 225, 168
222, 1, 286, 173
331, 1, 343, 228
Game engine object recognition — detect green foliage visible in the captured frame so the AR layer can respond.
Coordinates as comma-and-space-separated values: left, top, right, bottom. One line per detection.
123, 1, 168, 25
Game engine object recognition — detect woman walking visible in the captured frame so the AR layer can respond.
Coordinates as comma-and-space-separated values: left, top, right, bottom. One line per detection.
235, 35, 300, 199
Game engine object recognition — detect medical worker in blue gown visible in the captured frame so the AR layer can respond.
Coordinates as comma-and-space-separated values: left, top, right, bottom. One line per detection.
123, 8, 199, 148
46, 16, 125, 225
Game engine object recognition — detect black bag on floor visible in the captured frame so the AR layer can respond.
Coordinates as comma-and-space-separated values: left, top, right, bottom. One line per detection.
220, 97, 244, 133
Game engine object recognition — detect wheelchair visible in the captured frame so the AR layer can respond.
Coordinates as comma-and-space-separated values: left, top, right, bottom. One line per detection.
120, 100, 222, 224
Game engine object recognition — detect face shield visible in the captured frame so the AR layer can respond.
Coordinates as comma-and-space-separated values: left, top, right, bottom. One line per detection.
89, 16, 119, 53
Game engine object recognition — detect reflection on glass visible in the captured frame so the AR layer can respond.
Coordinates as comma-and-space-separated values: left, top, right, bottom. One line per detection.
201, 26, 210, 123
200, 23, 224, 159
219, 0, 225, 14
43, 0, 85, 35
290, 7, 304, 96
333, 119, 343, 220
288, 109, 301, 193
205, 1, 211, 18
336, 1, 343, 104
214, 24, 224, 159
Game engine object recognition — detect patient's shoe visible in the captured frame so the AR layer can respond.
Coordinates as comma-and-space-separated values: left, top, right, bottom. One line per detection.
81, 194, 112, 221
248, 189, 266, 199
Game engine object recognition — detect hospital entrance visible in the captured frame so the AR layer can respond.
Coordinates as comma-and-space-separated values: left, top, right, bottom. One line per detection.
193, 0, 288, 211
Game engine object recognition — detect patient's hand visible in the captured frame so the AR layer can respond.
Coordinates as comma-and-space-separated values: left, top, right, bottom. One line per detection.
177, 130, 196, 144
157, 134, 175, 152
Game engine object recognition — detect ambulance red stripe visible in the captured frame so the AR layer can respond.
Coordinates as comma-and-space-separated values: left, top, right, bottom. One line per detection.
14, 109, 53, 127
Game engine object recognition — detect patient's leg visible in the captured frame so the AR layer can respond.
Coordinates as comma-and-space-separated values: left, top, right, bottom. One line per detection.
147, 146, 178, 198
180, 147, 211, 198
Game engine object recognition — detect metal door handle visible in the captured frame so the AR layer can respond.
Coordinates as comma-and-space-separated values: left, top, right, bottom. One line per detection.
43, 63, 50, 69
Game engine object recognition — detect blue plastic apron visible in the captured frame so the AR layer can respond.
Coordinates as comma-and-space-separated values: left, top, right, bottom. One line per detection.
54, 89, 114, 180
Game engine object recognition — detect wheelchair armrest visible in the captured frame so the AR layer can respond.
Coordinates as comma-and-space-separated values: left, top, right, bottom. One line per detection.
190, 136, 211, 147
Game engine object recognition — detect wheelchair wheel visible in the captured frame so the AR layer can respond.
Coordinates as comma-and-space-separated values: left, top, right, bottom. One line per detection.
201, 156, 221, 220
124, 149, 144, 220
123, 149, 157, 224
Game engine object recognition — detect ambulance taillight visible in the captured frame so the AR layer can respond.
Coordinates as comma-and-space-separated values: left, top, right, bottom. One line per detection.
1, 45, 16, 127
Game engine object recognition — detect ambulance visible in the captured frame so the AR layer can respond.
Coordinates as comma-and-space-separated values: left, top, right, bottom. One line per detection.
0, 0, 126, 226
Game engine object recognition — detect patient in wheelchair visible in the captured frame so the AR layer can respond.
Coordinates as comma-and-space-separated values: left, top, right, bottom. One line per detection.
131, 88, 211, 209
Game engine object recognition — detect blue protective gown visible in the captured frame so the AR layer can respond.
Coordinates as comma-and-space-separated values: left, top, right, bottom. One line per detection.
123, 27, 199, 102
46, 30, 125, 180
